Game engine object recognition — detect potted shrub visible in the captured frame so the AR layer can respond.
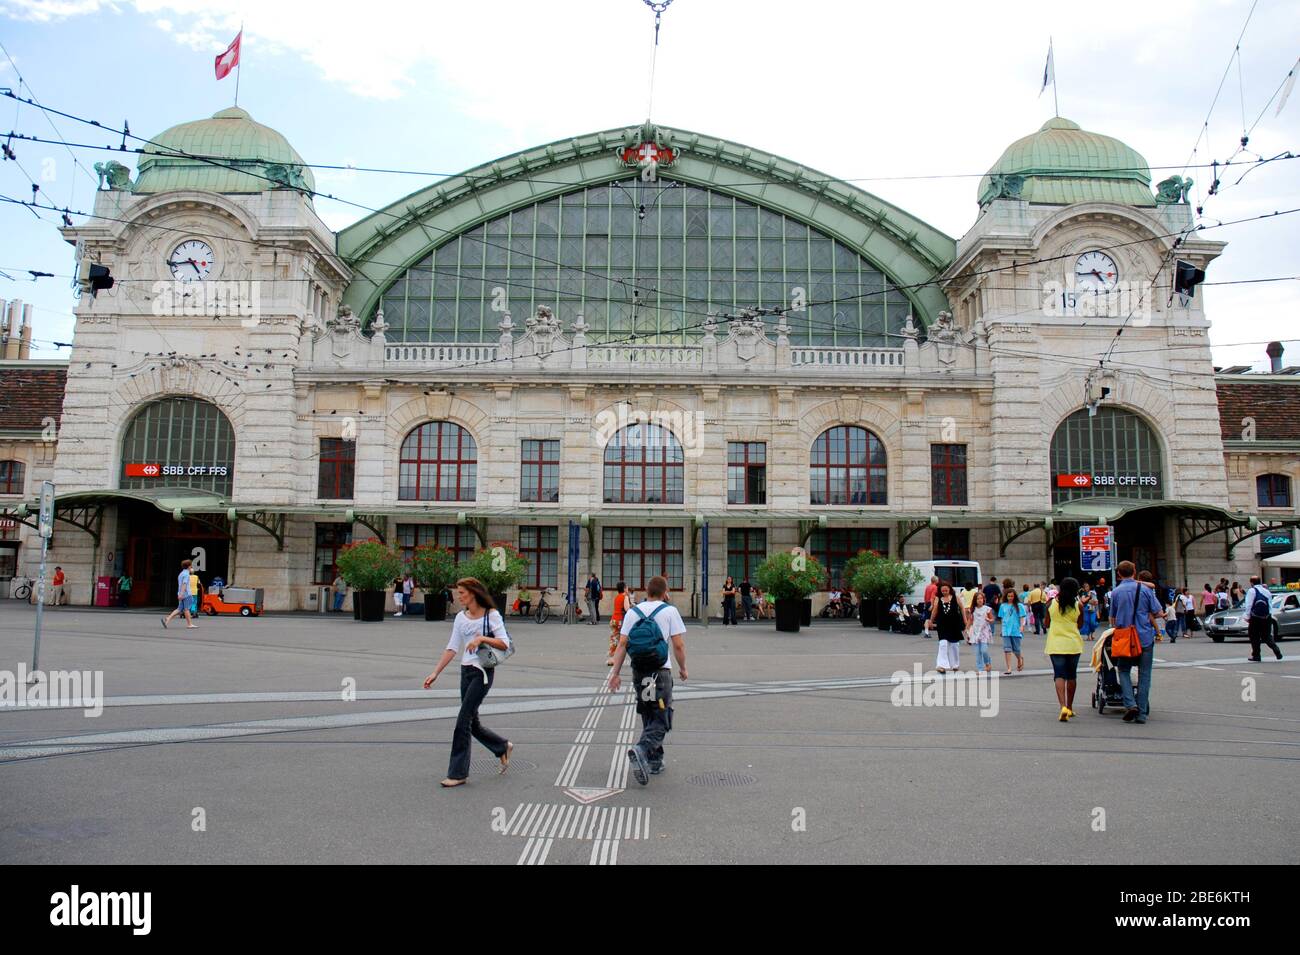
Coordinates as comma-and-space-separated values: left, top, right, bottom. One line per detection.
848, 551, 922, 632
336, 539, 405, 623
455, 543, 529, 613
756, 551, 825, 633
410, 545, 457, 622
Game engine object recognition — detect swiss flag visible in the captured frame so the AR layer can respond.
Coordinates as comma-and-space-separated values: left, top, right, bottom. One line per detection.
215, 32, 242, 81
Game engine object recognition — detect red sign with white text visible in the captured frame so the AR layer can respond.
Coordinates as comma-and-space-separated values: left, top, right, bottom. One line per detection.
125, 463, 161, 478
1056, 473, 1092, 488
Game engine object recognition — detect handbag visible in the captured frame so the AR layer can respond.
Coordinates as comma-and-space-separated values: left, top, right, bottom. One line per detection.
476, 612, 515, 669
1110, 585, 1143, 663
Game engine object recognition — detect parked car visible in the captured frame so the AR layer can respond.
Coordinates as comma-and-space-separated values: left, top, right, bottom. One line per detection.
1204, 592, 1300, 643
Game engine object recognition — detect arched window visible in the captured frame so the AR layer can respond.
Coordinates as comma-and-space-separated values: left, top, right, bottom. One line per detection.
0, 460, 24, 495
398, 422, 477, 501
1049, 407, 1162, 503
1257, 474, 1292, 508
810, 426, 887, 505
603, 423, 684, 504
120, 397, 234, 496
376, 181, 918, 346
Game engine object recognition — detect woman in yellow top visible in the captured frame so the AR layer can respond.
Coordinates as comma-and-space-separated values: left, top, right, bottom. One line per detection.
1043, 576, 1084, 722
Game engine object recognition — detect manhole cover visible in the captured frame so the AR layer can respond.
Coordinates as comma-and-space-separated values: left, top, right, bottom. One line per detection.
470, 756, 537, 774
686, 771, 757, 788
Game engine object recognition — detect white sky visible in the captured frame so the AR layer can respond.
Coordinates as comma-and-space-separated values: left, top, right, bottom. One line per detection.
2, 0, 1297, 369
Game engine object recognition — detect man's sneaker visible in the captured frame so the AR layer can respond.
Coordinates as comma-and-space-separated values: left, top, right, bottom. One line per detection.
627, 745, 650, 786
649, 760, 665, 775
1122, 707, 1139, 722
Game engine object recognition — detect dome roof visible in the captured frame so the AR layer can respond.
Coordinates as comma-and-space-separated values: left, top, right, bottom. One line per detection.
134, 107, 315, 196
978, 117, 1154, 208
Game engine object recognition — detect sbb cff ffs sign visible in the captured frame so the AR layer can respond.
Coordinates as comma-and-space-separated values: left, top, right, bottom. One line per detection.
1055, 473, 1159, 488
1057, 473, 1092, 488
126, 463, 229, 477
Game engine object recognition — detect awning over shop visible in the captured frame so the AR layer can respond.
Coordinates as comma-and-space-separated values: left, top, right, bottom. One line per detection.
1262, 549, 1300, 569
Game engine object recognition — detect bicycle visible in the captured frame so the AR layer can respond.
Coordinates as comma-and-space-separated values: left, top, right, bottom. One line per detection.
10, 577, 31, 601
534, 587, 581, 624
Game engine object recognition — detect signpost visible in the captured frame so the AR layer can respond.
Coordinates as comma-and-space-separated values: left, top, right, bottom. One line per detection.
700, 521, 709, 629
31, 481, 54, 678
1079, 524, 1117, 606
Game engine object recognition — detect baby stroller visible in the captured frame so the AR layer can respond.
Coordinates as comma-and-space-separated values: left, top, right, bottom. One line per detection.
1089, 630, 1150, 716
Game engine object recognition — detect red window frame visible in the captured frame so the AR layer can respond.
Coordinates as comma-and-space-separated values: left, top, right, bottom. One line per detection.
521, 439, 560, 503
0, 460, 24, 495
1257, 473, 1292, 508
726, 528, 767, 581
932, 528, 970, 561
809, 528, 889, 589
727, 442, 767, 504
930, 444, 968, 506
810, 426, 887, 505
601, 526, 684, 590
518, 525, 559, 588
317, 438, 356, 499
314, 523, 352, 585
602, 423, 684, 504
396, 524, 476, 565
399, 422, 477, 501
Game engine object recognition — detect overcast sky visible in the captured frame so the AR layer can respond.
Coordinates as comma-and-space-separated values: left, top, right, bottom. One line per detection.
1, 0, 1296, 369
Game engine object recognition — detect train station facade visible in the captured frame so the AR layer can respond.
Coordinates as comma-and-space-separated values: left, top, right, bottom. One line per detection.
3, 109, 1298, 610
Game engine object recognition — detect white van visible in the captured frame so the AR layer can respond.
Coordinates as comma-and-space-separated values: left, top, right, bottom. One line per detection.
903, 560, 983, 607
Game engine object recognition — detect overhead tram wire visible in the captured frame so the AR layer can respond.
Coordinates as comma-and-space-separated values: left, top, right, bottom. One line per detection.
5, 120, 1297, 188
4, 93, 1299, 315
7, 185, 1297, 343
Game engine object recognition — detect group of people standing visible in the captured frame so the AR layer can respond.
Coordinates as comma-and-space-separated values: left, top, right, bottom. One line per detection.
922, 562, 1163, 724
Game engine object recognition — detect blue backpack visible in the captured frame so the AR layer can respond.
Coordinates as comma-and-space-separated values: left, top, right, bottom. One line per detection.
626, 604, 669, 670
1249, 587, 1272, 619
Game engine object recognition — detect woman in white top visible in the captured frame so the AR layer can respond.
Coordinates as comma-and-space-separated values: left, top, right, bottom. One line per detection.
423, 577, 514, 788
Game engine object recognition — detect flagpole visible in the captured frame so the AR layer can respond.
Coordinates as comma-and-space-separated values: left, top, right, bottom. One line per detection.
232, 21, 243, 107
1051, 37, 1059, 117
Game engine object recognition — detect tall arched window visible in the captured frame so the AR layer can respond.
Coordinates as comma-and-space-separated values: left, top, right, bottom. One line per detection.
1257, 474, 1293, 508
0, 460, 24, 495
810, 426, 887, 505
603, 423, 684, 504
399, 422, 477, 501
1050, 407, 1162, 503
119, 397, 235, 496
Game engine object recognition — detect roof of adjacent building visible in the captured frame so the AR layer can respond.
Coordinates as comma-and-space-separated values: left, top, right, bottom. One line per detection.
134, 107, 316, 195
978, 117, 1156, 208
1216, 377, 1300, 442
0, 363, 66, 431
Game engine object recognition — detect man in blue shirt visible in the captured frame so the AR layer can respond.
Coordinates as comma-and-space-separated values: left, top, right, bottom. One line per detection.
1108, 560, 1161, 723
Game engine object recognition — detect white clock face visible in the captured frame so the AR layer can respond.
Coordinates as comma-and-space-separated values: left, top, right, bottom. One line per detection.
169, 240, 215, 283
1075, 251, 1119, 292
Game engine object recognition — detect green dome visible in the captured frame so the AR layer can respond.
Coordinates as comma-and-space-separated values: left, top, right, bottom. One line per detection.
978, 117, 1154, 208
134, 107, 315, 196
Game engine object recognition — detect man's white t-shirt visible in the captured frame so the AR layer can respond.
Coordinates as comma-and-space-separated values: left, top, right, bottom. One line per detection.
620, 599, 686, 670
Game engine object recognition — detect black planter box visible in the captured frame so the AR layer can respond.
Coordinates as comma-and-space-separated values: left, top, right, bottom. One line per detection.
357, 590, 386, 622
775, 598, 802, 633
801, 598, 812, 626
425, 594, 448, 622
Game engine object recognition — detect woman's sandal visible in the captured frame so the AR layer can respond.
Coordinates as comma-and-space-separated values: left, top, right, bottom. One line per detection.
499, 741, 514, 774
440, 778, 467, 788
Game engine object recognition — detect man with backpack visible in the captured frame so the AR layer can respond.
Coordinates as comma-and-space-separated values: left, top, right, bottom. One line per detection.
1245, 575, 1284, 662
585, 572, 603, 625
609, 575, 688, 785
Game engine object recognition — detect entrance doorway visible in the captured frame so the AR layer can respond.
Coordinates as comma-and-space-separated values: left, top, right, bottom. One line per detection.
1053, 510, 1168, 589
119, 502, 229, 607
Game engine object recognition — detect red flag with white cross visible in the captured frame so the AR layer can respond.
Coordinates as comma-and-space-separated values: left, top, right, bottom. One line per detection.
215, 32, 241, 81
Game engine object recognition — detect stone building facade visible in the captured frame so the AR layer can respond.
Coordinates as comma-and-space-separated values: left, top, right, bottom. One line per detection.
2, 109, 1294, 611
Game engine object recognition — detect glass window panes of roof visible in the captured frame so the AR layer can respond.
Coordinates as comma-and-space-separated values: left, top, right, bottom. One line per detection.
1049, 407, 1162, 503
119, 397, 234, 496
376, 179, 916, 345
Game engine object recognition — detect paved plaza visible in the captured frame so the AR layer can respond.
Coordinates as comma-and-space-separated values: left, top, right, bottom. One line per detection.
0, 604, 1296, 865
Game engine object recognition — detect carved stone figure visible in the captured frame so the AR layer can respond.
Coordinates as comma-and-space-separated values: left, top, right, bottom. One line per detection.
986, 173, 1024, 201
1155, 175, 1194, 205
93, 160, 134, 192
264, 162, 310, 191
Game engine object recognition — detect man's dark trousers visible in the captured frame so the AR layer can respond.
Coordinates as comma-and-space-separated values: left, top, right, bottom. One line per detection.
631, 665, 673, 763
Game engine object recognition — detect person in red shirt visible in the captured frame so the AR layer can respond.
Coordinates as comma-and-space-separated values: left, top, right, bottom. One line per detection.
608, 581, 628, 666
922, 576, 938, 638
51, 566, 65, 606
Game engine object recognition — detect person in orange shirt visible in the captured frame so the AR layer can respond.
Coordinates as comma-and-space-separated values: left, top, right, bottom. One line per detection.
608, 581, 628, 666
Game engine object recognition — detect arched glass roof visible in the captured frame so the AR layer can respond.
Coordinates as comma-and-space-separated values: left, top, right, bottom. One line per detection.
377, 179, 917, 346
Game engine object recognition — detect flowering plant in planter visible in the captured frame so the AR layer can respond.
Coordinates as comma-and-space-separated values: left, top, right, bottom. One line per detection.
409, 545, 457, 594
847, 551, 922, 602
336, 539, 405, 593
755, 551, 825, 601
455, 543, 530, 597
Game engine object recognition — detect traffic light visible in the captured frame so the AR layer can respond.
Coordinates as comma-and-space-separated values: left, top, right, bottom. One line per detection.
1173, 260, 1206, 298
